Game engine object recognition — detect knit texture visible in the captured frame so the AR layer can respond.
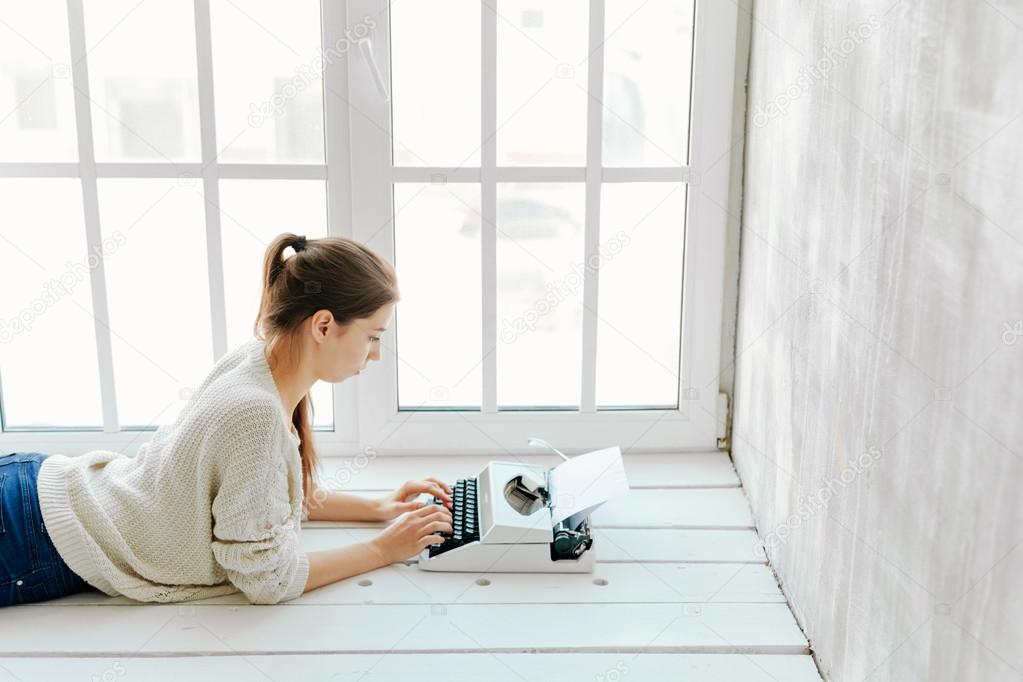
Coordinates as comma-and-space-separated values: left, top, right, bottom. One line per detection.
36, 337, 311, 605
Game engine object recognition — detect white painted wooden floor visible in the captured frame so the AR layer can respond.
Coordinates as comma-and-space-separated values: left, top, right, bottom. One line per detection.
0, 452, 822, 681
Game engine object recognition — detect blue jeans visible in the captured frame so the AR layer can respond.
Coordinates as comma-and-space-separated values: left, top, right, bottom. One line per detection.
1, 452, 97, 607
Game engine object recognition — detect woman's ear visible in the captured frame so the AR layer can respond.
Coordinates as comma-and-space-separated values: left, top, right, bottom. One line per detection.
312, 310, 336, 340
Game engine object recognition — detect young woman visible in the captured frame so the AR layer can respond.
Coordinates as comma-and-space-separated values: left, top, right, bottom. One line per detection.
0, 233, 453, 607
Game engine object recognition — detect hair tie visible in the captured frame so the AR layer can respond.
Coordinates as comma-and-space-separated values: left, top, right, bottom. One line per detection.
292, 236, 308, 253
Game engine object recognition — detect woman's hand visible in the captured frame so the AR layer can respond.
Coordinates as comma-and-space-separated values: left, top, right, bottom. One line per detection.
370, 504, 453, 564
375, 478, 453, 521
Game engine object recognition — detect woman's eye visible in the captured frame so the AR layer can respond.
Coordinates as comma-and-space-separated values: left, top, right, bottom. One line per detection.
370, 336, 381, 342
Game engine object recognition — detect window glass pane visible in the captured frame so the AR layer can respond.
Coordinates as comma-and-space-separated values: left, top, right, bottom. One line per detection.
597, 183, 685, 407
0, 1, 78, 161
97, 179, 212, 427
83, 0, 200, 162
394, 183, 482, 409
603, 0, 694, 166
210, 0, 324, 163
496, 183, 584, 407
497, 1, 588, 166
218, 179, 332, 429
391, 0, 480, 166
0, 180, 102, 428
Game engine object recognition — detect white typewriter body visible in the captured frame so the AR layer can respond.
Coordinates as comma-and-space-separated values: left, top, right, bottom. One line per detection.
417, 460, 597, 573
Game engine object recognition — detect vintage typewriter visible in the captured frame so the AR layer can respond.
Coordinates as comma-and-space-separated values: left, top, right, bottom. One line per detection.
417, 442, 628, 573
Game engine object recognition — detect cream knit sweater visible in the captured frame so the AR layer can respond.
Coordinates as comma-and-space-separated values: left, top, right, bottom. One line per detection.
36, 337, 311, 605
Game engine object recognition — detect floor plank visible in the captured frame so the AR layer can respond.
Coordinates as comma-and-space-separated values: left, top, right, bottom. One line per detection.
47, 563, 785, 606
307, 488, 756, 529
0, 604, 809, 655
317, 451, 740, 490
591, 529, 766, 563
295, 527, 767, 563
0, 654, 823, 681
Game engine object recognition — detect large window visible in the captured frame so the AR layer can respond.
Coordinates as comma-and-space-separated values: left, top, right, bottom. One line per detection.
0, 0, 335, 442
0, 0, 741, 455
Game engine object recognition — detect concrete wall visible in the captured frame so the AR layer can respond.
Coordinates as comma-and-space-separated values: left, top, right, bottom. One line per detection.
733, 1, 1023, 680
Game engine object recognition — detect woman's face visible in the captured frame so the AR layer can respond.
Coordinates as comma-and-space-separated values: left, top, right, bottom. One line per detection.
317, 302, 395, 382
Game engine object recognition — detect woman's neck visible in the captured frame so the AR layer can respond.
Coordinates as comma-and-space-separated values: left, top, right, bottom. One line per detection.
266, 340, 317, 417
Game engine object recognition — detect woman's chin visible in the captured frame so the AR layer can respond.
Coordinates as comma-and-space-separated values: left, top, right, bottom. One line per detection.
326, 371, 358, 383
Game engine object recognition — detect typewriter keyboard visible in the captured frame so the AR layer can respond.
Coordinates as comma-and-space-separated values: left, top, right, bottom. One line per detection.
428, 477, 480, 557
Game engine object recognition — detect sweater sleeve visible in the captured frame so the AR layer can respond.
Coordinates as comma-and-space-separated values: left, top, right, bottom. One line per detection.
209, 402, 310, 605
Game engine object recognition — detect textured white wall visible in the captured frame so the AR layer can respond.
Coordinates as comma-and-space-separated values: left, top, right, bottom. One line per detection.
733, 1, 1023, 680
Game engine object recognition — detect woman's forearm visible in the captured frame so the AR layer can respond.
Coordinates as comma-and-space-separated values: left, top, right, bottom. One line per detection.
305, 488, 384, 522
303, 540, 390, 593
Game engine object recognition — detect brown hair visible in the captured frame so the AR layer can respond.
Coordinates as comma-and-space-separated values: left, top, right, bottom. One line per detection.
254, 232, 399, 497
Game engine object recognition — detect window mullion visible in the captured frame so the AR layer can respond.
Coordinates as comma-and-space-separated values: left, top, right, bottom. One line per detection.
193, 0, 228, 361
66, 0, 119, 433
481, 0, 498, 414
322, 0, 360, 442
580, 0, 606, 413
347, 0, 400, 449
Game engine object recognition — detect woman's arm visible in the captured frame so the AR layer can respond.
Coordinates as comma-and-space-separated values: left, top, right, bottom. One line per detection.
305, 487, 387, 522
303, 541, 389, 592
304, 479, 453, 523
303, 504, 453, 593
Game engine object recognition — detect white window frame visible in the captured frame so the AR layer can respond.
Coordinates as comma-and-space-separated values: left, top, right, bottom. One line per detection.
0, 0, 742, 458
345, 0, 741, 455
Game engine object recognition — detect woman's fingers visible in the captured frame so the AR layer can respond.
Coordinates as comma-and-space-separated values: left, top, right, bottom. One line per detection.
420, 535, 445, 548
427, 482, 452, 501
408, 511, 451, 533
424, 476, 453, 494
419, 510, 452, 527
402, 480, 453, 503
421, 519, 453, 535
416, 477, 452, 497
410, 504, 451, 519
